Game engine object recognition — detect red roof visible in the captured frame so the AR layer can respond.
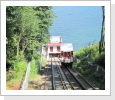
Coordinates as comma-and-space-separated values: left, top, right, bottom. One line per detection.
48, 42, 62, 46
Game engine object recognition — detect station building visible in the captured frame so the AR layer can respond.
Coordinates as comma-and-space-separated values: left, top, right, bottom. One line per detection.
41, 36, 62, 60
41, 36, 73, 61
47, 36, 62, 59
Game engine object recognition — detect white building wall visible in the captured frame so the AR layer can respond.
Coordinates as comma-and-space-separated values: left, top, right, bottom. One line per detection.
50, 36, 62, 43
46, 36, 62, 60
47, 46, 61, 60
48, 46, 60, 53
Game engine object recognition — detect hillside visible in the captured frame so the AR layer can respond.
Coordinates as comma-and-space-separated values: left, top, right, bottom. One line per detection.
73, 43, 105, 89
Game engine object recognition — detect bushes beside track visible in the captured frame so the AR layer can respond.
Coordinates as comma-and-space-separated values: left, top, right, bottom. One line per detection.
28, 56, 47, 90
6, 59, 28, 90
6, 53, 46, 90
73, 43, 105, 89
29, 56, 47, 78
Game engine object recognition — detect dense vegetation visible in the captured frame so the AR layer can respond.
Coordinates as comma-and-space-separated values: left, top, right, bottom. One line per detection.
27, 57, 47, 90
6, 6, 55, 89
29, 56, 47, 78
6, 6, 54, 70
74, 43, 105, 68
73, 43, 105, 89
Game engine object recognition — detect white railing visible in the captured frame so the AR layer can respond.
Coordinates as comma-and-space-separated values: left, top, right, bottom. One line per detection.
21, 62, 31, 90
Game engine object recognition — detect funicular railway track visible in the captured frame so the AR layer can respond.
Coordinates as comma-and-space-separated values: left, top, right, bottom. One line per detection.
67, 67, 98, 90
53, 58, 68, 90
57, 58, 98, 90
61, 67, 82, 90
67, 67, 96, 90
56, 58, 82, 90
41, 57, 98, 90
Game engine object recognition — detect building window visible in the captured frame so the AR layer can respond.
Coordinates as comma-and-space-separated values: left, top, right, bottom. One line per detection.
57, 46, 60, 52
50, 47, 53, 52
61, 51, 63, 56
64, 52, 66, 57
68, 52, 70, 57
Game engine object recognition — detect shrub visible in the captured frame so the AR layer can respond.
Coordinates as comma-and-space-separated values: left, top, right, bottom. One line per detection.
29, 59, 40, 78
11, 61, 28, 79
73, 43, 105, 89
92, 53, 105, 69
6, 60, 28, 90
41, 57, 47, 67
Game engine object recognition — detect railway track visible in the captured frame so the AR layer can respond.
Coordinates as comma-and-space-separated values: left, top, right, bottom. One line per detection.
56, 58, 82, 90
67, 67, 98, 90
61, 67, 82, 90
41, 57, 99, 90
57, 58, 98, 90
53, 58, 67, 90
40, 57, 66, 90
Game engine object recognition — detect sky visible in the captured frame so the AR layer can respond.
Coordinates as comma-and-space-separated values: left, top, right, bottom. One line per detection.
50, 6, 103, 51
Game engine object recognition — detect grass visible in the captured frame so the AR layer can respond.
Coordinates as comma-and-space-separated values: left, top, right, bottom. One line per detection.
73, 43, 105, 89
27, 75, 42, 90
41, 57, 47, 67
6, 53, 46, 90
28, 56, 47, 90
6, 54, 48, 90
29, 59, 39, 78
29, 56, 47, 78
6, 60, 28, 90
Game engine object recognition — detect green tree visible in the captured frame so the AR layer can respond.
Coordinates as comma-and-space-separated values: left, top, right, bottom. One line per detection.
99, 6, 105, 54
6, 6, 55, 70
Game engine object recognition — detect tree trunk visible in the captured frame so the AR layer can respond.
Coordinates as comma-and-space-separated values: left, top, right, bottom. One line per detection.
17, 33, 22, 56
101, 6, 105, 42
99, 6, 105, 55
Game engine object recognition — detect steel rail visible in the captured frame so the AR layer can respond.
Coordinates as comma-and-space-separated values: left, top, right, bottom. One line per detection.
54, 58, 68, 90
57, 58, 76, 90
66, 67, 87, 90
51, 57, 56, 90
58, 57, 96, 90
72, 68, 96, 90
61, 67, 75, 90
57, 58, 86, 90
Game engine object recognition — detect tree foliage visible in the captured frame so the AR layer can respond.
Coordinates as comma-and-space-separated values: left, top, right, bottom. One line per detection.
99, 6, 105, 54
6, 6, 55, 69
